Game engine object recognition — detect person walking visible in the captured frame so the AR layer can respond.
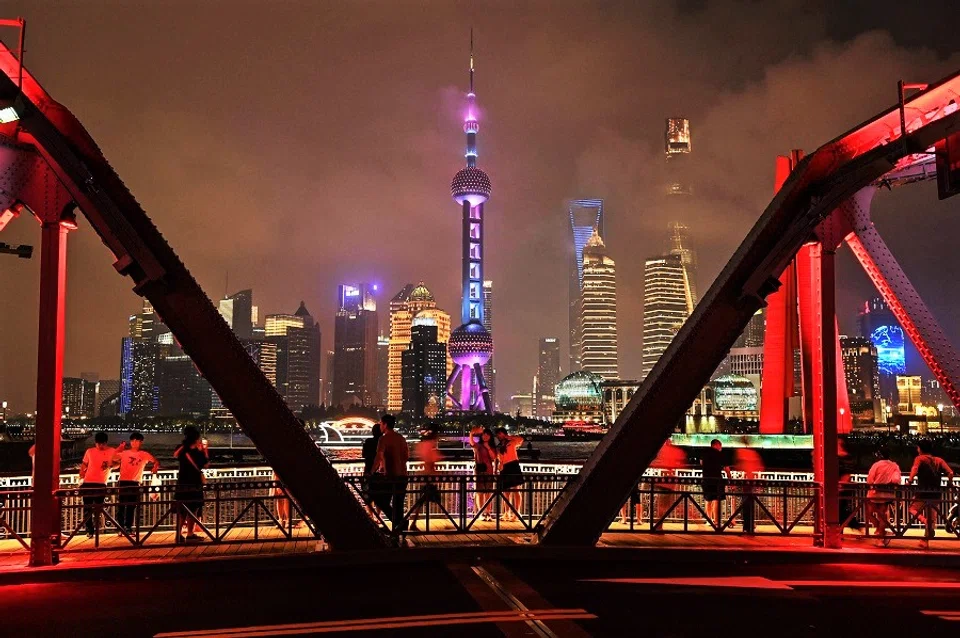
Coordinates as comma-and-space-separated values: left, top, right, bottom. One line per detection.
495, 428, 525, 522
908, 439, 954, 549
173, 426, 209, 543
113, 432, 159, 535
701, 439, 731, 529
734, 445, 764, 533
865, 447, 901, 547
469, 426, 498, 522
371, 414, 409, 532
361, 421, 383, 516
79, 432, 125, 538
408, 423, 443, 531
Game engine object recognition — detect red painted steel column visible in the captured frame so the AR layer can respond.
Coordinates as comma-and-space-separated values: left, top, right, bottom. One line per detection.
30, 220, 68, 566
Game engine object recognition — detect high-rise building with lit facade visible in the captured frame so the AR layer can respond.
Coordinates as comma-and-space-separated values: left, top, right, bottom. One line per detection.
376, 335, 389, 408
96, 379, 120, 417
897, 375, 923, 414
579, 229, 618, 379
567, 199, 604, 373
158, 344, 212, 416
665, 117, 692, 196
642, 252, 693, 379
667, 221, 698, 307
734, 309, 765, 348
218, 289, 253, 340
840, 336, 881, 423
858, 297, 906, 405
534, 337, 561, 419
482, 280, 496, 409
264, 302, 321, 413
401, 321, 448, 418
387, 283, 448, 412
61, 377, 87, 418
120, 337, 161, 416
333, 283, 379, 407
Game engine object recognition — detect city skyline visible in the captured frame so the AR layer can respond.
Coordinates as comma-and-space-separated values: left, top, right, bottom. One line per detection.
2, 4, 960, 414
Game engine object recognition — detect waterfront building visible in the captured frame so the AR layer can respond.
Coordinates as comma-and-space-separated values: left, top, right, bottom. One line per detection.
553, 370, 604, 424
580, 229, 618, 379
858, 297, 906, 405
840, 335, 882, 423
567, 199, 604, 373
482, 280, 496, 409
897, 375, 923, 414
642, 252, 693, 378
265, 302, 321, 413
401, 321, 448, 418
534, 337, 561, 420
387, 283, 445, 412
602, 379, 639, 425
218, 289, 253, 340
333, 283, 379, 407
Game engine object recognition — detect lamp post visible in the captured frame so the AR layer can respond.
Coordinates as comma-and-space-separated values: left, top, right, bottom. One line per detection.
886, 405, 893, 434
938, 403, 945, 435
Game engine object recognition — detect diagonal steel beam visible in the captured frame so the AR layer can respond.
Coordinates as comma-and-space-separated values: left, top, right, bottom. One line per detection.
0, 45, 388, 550
539, 78, 960, 545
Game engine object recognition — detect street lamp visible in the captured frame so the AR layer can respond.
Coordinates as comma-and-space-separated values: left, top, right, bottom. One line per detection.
938, 403, 945, 434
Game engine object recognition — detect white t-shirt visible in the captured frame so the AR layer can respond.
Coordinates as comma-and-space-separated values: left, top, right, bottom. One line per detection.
81, 447, 117, 484
117, 449, 157, 483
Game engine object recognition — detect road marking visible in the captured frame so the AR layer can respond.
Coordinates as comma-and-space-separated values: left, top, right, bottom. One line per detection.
471, 565, 570, 638
922, 610, 960, 622
583, 577, 960, 591
582, 576, 793, 590
153, 609, 596, 637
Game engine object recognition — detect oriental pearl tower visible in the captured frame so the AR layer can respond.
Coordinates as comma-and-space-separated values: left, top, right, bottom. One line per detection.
446, 30, 494, 414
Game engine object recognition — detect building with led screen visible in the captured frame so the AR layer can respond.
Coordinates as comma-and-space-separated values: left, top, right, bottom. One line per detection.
858, 297, 906, 403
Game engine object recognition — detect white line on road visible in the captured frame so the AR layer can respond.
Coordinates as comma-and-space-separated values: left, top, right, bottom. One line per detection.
583, 577, 960, 591
153, 609, 597, 637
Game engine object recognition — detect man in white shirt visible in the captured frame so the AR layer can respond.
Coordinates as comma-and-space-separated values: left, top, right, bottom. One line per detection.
79, 432, 125, 538
113, 432, 159, 535
865, 447, 902, 546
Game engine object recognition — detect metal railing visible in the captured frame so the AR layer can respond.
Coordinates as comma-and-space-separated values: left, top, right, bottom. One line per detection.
840, 482, 960, 542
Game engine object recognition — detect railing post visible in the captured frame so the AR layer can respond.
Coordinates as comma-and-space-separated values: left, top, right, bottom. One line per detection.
460, 475, 468, 532
215, 484, 220, 541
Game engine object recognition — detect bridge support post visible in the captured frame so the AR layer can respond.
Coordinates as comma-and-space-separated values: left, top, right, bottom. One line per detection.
30, 220, 68, 566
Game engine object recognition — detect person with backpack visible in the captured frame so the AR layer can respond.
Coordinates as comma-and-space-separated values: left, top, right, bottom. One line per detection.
865, 447, 901, 547
908, 439, 954, 549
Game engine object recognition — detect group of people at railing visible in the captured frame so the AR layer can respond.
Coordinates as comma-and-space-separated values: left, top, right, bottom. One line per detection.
360, 414, 527, 532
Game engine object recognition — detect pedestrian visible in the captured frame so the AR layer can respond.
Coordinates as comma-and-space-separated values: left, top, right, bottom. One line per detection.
908, 438, 954, 549
272, 471, 291, 529
408, 423, 443, 531
865, 447, 901, 547
495, 428, 525, 522
79, 432, 125, 538
362, 420, 383, 516
371, 414, 409, 532
700, 439, 730, 528
647, 440, 687, 530
113, 432, 159, 535
173, 426, 209, 543
469, 426, 498, 522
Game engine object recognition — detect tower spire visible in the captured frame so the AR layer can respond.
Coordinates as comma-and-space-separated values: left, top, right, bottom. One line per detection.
469, 28, 474, 94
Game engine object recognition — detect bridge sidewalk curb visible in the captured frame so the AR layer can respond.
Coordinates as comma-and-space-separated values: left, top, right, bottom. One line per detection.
0, 543, 958, 586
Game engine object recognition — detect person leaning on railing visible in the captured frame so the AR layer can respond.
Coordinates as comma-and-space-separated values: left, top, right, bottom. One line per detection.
112, 431, 159, 536
469, 426, 498, 522
908, 438, 955, 550
173, 426, 209, 543
864, 447, 901, 547
79, 432, 125, 538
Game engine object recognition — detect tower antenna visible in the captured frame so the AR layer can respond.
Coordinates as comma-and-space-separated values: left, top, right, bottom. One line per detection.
469, 28, 474, 94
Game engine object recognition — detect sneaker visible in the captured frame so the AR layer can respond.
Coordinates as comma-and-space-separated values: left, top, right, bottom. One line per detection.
185, 533, 205, 543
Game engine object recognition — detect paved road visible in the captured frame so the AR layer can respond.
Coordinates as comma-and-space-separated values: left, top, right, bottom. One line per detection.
4, 554, 960, 636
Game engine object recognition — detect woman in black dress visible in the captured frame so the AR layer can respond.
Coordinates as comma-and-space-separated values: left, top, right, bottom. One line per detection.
174, 426, 208, 542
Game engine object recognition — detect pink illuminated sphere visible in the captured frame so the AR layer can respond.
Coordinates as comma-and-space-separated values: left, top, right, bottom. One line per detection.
451, 166, 492, 207
448, 320, 493, 367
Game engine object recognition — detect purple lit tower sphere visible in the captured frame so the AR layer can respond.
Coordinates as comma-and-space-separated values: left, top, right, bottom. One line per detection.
445, 31, 494, 414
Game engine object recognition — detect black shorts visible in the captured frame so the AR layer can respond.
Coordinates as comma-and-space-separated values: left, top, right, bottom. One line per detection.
702, 478, 726, 502
498, 461, 524, 490
420, 482, 442, 504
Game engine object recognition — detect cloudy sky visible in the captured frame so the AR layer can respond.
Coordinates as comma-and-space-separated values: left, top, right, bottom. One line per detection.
1, 0, 959, 413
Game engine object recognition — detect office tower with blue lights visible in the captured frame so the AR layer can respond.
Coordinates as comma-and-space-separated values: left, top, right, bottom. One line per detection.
446, 32, 494, 414
333, 283, 379, 407
568, 199, 604, 373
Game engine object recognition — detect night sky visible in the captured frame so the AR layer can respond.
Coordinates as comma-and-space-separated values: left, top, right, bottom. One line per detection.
1, 1, 959, 414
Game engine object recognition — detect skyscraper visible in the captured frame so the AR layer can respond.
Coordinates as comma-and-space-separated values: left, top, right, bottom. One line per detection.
387, 283, 447, 412
568, 199, 604, 373
534, 337, 561, 419
401, 321, 447, 418
265, 302, 321, 413
333, 283, 379, 407
482, 280, 496, 409
376, 334, 389, 408
158, 343, 212, 416
61, 377, 86, 417
218, 289, 253, 340
734, 309, 766, 348
858, 297, 906, 405
665, 117, 692, 196
841, 336, 882, 422
120, 337, 161, 416
446, 32, 494, 414
642, 253, 693, 379
667, 221, 698, 307
580, 229, 618, 379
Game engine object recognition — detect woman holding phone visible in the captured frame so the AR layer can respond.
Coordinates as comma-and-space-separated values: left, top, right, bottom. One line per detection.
174, 426, 209, 542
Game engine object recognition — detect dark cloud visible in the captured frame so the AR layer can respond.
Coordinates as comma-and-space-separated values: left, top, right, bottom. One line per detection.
1, 1, 958, 412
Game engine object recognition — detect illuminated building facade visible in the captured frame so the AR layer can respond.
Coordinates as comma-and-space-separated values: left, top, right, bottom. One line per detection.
265, 303, 321, 413
858, 297, 906, 404
713, 374, 759, 416
667, 221, 698, 307
376, 335, 389, 408
665, 117, 692, 196
553, 370, 604, 424
510, 393, 533, 418
643, 253, 693, 379
579, 229, 618, 379
840, 336, 881, 423
534, 337, 561, 419
387, 283, 446, 412
446, 33, 494, 414
897, 375, 923, 414
61, 377, 86, 418
602, 379, 639, 425
735, 309, 766, 348
158, 344, 212, 416
120, 337, 160, 416
568, 198, 604, 373
333, 283, 379, 407
401, 322, 447, 418
218, 289, 253, 340
482, 280, 496, 409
